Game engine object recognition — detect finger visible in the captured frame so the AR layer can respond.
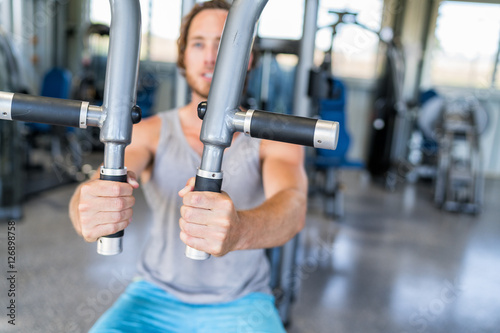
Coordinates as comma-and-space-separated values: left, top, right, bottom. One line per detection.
184, 191, 235, 213
180, 228, 226, 257
93, 208, 134, 225
180, 205, 209, 224
82, 220, 130, 243
180, 205, 231, 231
179, 217, 209, 238
182, 191, 223, 209
127, 171, 140, 189
179, 228, 208, 251
79, 196, 135, 214
179, 214, 230, 245
186, 177, 196, 187
80, 208, 133, 228
82, 179, 134, 197
178, 177, 196, 197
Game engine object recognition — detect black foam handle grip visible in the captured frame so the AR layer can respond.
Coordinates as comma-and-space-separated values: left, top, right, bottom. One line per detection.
250, 110, 318, 146
11, 93, 83, 127
100, 173, 128, 238
194, 175, 222, 193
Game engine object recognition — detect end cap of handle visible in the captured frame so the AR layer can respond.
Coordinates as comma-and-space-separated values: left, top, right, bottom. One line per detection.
97, 237, 123, 255
185, 246, 210, 260
314, 120, 339, 150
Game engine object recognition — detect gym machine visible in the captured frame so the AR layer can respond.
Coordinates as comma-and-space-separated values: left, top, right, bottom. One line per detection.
434, 97, 484, 214
0, 31, 28, 221
184, 0, 340, 260
0, 0, 142, 255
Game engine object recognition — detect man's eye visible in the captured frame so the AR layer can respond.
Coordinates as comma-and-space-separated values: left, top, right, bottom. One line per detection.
192, 42, 203, 48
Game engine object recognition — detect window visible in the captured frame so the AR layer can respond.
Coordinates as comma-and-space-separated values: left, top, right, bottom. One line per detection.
89, 0, 182, 62
255, 0, 383, 79
257, 0, 305, 40
429, 1, 500, 89
316, 0, 383, 79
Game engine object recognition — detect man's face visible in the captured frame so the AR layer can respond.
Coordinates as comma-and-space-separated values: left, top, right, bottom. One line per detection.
184, 9, 228, 101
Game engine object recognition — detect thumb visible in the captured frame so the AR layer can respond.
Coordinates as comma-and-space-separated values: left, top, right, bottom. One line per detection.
178, 177, 196, 197
127, 171, 140, 189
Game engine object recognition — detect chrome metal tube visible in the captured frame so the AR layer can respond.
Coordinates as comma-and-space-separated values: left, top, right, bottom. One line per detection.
87, 105, 104, 128
292, 0, 318, 117
0, 91, 14, 121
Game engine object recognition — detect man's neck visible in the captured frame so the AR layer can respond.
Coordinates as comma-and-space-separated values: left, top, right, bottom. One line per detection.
179, 95, 205, 133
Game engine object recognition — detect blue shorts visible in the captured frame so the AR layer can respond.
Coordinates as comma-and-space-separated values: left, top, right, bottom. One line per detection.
89, 279, 286, 333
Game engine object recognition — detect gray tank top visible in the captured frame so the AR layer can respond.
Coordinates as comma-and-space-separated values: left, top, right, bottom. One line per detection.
137, 109, 271, 304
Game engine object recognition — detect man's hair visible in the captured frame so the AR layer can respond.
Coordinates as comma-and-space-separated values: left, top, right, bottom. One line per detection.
177, 0, 231, 74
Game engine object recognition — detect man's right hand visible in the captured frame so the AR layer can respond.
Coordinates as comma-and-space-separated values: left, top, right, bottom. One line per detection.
76, 171, 139, 242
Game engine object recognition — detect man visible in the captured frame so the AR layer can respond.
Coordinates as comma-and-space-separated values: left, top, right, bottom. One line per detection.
69, 1, 307, 332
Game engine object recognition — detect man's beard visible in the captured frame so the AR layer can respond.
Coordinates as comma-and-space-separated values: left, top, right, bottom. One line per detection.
185, 72, 210, 100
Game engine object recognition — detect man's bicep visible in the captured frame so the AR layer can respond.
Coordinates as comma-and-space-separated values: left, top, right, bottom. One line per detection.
123, 118, 158, 178
124, 145, 152, 177
261, 141, 307, 198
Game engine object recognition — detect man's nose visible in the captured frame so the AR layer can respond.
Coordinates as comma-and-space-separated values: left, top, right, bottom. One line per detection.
204, 44, 218, 65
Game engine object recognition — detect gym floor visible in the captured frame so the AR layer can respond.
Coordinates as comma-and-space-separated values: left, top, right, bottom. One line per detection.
0, 169, 499, 333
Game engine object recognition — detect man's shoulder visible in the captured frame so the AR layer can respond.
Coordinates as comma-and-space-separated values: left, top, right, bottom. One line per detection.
132, 109, 180, 148
135, 114, 162, 134
131, 114, 162, 149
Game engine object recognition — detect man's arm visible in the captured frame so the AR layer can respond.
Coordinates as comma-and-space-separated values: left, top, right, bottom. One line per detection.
179, 140, 307, 256
69, 116, 159, 241
239, 140, 307, 249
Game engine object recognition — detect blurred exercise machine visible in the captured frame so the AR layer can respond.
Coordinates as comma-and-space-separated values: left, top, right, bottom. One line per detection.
355, 13, 410, 189
433, 96, 486, 214
307, 10, 366, 218
0, 30, 29, 220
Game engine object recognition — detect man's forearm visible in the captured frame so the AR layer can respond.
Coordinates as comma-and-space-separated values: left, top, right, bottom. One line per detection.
236, 188, 307, 250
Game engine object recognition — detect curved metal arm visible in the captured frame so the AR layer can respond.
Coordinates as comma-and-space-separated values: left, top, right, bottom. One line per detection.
186, 0, 270, 260
97, 0, 142, 256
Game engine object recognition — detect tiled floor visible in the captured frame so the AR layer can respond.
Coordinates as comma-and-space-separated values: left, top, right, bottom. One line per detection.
0, 170, 499, 333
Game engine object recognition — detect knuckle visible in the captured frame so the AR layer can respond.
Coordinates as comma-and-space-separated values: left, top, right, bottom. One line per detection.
190, 193, 201, 205
111, 222, 126, 234
179, 230, 188, 244
124, 208, 134, 219
216, 230, 228, 243
220, 217, 231, 229
183, 207, 194, 221
220, 197, 233, 210
81, 229, 94, 242
78, 202, 90, 213
111, 183, 122, 197
80, 183, 92, 195
111, 211, 124, 222
113, 197, 126, 210
211, 244, 223, 256
79, 215, 91, 227
182, 221, 191, 234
